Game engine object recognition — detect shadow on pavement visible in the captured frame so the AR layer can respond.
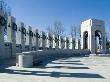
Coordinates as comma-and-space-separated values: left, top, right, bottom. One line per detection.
37, 66, 89, 69
0, 68, 104, 78
50, 62, 84, 65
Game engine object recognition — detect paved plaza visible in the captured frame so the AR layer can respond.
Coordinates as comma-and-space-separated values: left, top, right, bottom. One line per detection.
0, 56, 110, 82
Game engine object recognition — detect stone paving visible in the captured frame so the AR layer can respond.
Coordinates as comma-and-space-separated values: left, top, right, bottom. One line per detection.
0, 56, 110, 82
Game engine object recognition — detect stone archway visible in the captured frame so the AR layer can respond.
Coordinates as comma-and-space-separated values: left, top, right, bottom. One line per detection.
81, 19, 106, 54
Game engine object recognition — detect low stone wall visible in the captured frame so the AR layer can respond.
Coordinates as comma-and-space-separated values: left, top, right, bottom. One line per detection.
96, 49, 110, 54
16, 49, 90, 68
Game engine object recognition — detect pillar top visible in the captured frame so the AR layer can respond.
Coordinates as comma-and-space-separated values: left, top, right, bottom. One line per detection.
8, 16, 16, 23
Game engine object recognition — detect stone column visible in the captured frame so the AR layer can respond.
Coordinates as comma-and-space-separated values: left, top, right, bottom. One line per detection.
55, 36, 59, 49
46, 33, 50, 49
52, 34, 56, 49
7, 16, 17, 57
31, 29, 35, 51
39, 31, 46, 50
0, 11, 6, 58
69, 37, 73, 49
58, 36, 61, 49
75, 39, 80, 49
29, 26, 33, 51
72, 39, 75, 49
35, 29, 39, 50
66, 37, 69, 49
64, 37, 67, 49
25, 26, 32, 51
32, 29, 39, 50
49, 34, 53, 49
36, 31, 40, 50
61, 37, 64, 49
16, 22, 26, 52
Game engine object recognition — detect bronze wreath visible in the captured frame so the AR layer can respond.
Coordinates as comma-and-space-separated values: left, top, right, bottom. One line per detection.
61, 38, 64, 43
36, 33, 40, 38
22, 27, 26, 34
49, 36, 52, 41
29, 30, 33, 36
66, 39, 69, 43
72, 40, 75, 44
0, 16, 6, 26
55, 37, 58, 42
12, 22, 17, 31
33, 33, 36, 36
43, 35, 46, 40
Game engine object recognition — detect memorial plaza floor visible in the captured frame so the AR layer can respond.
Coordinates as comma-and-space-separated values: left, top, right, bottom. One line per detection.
0, 56, 110, 82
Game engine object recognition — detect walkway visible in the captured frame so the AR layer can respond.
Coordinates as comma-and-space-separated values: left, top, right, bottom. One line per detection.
0, 56, 110, 82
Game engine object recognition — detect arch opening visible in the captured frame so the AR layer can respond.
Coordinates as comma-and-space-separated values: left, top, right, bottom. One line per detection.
83, 31, 88, 49
95, 30, 102, 53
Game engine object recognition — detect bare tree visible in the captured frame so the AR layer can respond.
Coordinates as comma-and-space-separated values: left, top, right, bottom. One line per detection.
53, 21, 65, 36
69, 25, 81, 39
46, 21, 65, 37
46, 25, 54, 35
106, 32, 110, 42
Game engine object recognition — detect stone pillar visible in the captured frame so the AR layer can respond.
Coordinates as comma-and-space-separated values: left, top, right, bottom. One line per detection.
52, 34, 56, 49
58, 36, 61, 49
7, 16, 17, 57
72, 39, 75, 49
46, 33, 50, 49
36, 31, 40, 50
16, 22, 26, 52
75, 39, 78, 49
34, 29, 39, 50
0, 11, 6, 58
66, 37, 70, 49
32, 29, 38, 51
55, 36, 59, 49
64, 37, 67, 49
29, 26, 33, 51
39, 31, 46, 50
69, 37, 73, 49
61, 37, 64, 49
75, 39, 80, 49
25, 26, 32, 51
49, 34, 53, 49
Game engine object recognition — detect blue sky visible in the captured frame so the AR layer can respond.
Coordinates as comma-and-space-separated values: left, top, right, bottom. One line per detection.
6, 0, 110, 34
